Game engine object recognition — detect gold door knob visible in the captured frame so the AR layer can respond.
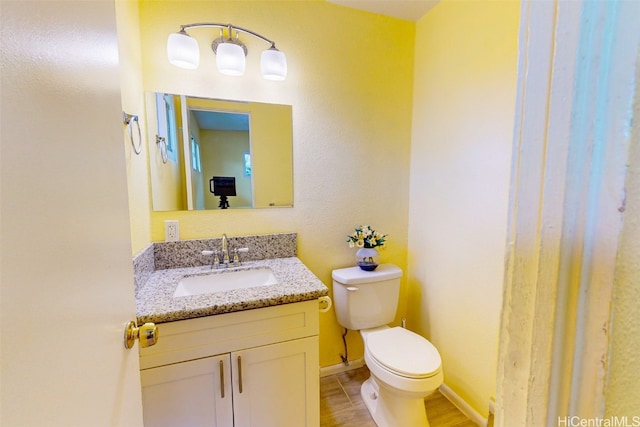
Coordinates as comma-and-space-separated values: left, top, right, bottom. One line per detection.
124, 321, 158, 349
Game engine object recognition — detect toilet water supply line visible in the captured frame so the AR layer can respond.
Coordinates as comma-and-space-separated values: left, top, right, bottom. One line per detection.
340, 318, 407, 367
340, 328, 349, 366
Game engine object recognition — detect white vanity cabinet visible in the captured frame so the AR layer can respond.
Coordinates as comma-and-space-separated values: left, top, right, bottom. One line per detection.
139, 300, 320, 427
141, 354, 233, 426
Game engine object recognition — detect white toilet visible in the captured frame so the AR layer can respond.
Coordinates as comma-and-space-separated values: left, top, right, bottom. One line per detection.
332, 264, 443, 427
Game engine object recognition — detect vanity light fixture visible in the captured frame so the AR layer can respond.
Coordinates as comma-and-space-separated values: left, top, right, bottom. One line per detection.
167, 23, 287, 81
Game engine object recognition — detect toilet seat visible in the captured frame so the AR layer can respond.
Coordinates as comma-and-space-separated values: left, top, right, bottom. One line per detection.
366, 327, 441, 379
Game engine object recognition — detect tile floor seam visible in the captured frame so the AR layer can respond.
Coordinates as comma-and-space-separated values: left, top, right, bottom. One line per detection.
335, 376, 355, 406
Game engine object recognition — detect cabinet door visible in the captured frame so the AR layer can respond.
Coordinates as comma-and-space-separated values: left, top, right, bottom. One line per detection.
232, 336, 319, 427
141, 354, 233, 427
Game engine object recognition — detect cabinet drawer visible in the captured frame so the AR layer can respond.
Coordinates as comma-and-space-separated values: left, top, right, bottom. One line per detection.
140, 300, 319, 369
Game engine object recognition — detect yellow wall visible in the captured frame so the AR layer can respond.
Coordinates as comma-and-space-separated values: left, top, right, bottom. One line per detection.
148, 94, 187, 212
184, 97, 293, 209
201, 130, 252, 209
605, 49, 640, 417
116, 0, 152, 254
407, 0, 519, 417
249, 102, 293, 208
187, 109, 206, 209
135, 0, 414, 368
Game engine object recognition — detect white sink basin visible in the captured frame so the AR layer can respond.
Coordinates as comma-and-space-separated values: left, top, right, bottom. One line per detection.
173, 268, 278, 297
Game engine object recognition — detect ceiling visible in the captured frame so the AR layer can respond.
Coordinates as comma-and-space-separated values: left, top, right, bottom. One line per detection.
327, 0, 439, 22
192, 110, 250, 131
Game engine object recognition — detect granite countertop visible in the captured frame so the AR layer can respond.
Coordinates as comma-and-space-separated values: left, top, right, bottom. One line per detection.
136, 257, 329, 324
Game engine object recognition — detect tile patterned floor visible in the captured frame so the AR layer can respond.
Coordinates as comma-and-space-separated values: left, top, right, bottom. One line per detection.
320, 366, 478, 427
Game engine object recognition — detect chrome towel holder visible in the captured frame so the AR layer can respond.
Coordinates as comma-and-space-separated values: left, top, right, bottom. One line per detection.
156, 135, 168, 164
123, 111, 142, 155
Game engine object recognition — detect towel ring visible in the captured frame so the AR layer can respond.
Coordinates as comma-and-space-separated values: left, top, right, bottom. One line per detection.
156, 135, 168, 164
123, 112, 142, 155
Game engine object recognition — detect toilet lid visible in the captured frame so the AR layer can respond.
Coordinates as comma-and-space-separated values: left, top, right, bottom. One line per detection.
367, 327, 441, 379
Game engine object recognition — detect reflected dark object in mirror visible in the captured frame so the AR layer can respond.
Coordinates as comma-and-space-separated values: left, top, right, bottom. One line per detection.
210, 176, 236, 209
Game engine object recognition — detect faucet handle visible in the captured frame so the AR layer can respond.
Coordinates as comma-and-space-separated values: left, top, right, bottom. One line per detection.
232, 248, 248, 267
202, 249, 221, 269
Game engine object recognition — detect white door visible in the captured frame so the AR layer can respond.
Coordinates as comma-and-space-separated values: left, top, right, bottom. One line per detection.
1, 1, 144, 426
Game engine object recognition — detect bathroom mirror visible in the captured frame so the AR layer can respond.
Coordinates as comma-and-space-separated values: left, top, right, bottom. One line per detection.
146, 93, 293, 211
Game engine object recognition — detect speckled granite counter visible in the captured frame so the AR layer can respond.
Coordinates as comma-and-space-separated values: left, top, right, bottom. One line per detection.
136, 257, 328, 324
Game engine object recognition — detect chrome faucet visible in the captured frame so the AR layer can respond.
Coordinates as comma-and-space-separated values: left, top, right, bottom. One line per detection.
221, 233, 230, 266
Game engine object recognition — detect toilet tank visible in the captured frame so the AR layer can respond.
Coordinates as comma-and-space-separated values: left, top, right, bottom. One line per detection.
332, 264, 402, 330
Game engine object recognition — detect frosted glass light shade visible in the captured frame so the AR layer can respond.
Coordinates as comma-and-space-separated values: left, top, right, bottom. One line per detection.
261, 48, 287, 81
167, 32, 200, 69
216, 42, 246, 76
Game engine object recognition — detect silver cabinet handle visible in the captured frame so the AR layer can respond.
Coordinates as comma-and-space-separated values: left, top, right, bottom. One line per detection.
237, 355, 243, 394
219, 359, 225, 398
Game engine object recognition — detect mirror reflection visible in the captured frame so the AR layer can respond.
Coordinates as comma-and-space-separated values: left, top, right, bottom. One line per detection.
146, 93, 293, 211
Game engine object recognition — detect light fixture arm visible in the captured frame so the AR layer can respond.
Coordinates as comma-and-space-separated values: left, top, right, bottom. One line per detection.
179, 23, 278, 49
167, 21, 287, 80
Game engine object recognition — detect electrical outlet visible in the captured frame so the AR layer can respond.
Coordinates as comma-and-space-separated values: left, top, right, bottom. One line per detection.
165, 220, 180, 242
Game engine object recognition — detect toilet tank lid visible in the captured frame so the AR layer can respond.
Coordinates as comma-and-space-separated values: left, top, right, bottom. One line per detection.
332, 264, 402, 285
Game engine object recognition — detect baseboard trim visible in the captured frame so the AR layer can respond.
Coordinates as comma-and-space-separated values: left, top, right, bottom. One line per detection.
319, 358, 365, 377
439, 383, 487, 426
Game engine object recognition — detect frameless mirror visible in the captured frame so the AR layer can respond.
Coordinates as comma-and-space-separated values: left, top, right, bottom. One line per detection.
146, 93, 293, 211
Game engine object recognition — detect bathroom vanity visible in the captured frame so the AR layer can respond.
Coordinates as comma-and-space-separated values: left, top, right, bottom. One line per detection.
139, 300, 318, 427
133, 234, 328, 427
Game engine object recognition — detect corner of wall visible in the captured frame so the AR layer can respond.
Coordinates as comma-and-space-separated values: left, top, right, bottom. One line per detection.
115, 0, 153, 255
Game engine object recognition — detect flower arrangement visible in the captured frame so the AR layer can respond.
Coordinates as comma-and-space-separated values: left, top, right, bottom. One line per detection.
346, 225, 387, 249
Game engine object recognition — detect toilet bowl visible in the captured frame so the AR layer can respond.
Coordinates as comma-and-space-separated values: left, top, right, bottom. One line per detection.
360, 326, 443, 427
332, 265, 444, 427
